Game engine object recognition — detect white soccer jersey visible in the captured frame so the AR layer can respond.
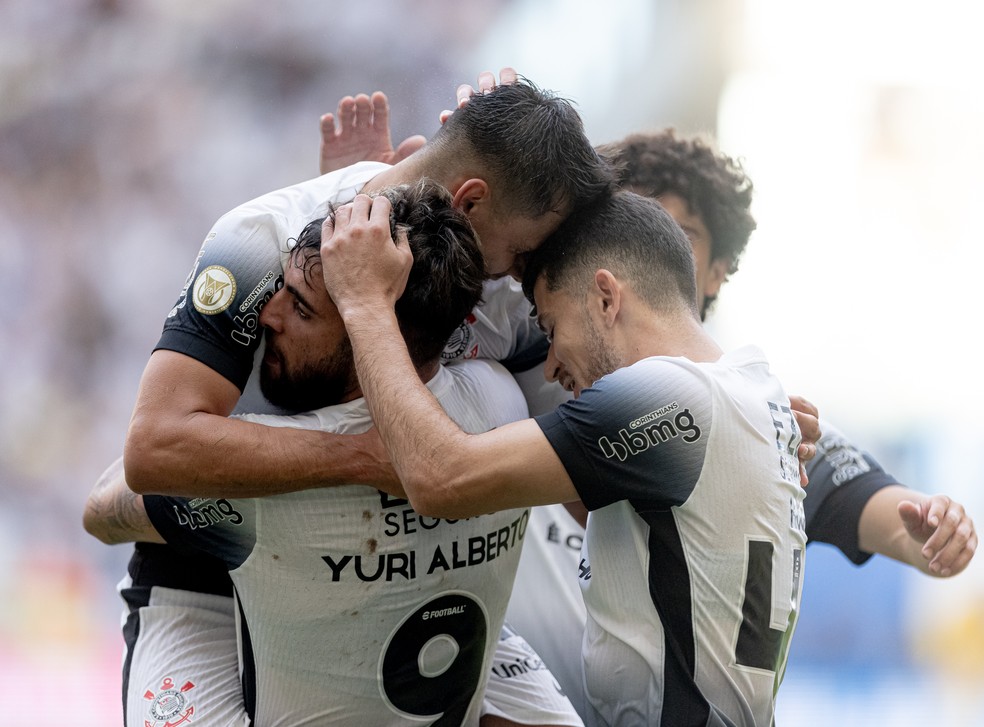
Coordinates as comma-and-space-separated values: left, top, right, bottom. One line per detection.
536, 347, 808, 727
158, 161, 391, 398
442, 275, 547, 372
503, 504, 588, 716
146, 360, 535, 727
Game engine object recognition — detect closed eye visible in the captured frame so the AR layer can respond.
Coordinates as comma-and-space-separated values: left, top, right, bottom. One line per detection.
285, 283, 316, 320
293, 299, 311, 320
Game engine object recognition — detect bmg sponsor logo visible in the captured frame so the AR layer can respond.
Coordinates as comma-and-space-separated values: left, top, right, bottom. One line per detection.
597, 408, 701, 461
174, 498, 243, 530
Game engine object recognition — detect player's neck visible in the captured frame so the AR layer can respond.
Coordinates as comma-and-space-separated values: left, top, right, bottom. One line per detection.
361, 153, 434, 194
622, 315, 723, 366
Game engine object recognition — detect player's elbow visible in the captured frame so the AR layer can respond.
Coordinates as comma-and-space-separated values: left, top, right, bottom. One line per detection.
403, 472, 479, 520
81, 501, 100, 540
123, 438, 156, 495
82, 497, 114, 545
123, 417, 179, 494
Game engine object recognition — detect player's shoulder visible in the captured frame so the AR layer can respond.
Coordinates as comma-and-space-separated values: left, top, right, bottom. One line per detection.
594, 353, 712, 398
214, 162, 390, 229
442, 358, 525, 399
435, 360, 528, 431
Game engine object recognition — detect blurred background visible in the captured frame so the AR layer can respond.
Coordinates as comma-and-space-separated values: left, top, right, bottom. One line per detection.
1, 0, 982, 724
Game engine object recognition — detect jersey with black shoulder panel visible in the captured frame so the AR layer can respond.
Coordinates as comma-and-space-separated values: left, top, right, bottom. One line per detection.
158, 161, 390, 391
534, 346, 807, 727
124, 162, 391, 603
145, 360, 532, 727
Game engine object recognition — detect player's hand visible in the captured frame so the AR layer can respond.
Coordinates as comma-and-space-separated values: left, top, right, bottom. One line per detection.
319, 92, 426, 174
899, 495, 977, 577
438, 67, 519, 124
789, 394, 820, 486
320, 194, 413, 320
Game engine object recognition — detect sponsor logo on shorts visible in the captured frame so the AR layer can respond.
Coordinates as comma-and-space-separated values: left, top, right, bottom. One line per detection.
193, 265, 237, 315
143, 676, 196, 727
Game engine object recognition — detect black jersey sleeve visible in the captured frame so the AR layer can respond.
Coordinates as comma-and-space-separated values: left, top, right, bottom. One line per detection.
155, 210, 284, 391
535, 359, 711, 512
145, 495, 258, 570
803, 421, 900, 564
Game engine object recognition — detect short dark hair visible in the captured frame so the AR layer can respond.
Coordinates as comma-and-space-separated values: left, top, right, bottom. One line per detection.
598, 130, 755, 313
291, 180, 485, 365
430, 77, 616, 219
522, 190, 699, 320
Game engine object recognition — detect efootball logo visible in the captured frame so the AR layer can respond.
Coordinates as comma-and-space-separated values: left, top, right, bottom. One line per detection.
193, 265, 236, 315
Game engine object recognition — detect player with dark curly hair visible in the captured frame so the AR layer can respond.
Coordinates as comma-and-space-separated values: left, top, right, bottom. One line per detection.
598, 130, 754, 319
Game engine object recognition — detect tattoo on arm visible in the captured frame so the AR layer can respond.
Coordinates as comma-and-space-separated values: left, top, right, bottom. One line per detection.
86, 457, 161, 544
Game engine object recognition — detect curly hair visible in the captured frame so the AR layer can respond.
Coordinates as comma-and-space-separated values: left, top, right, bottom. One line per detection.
290, 179, 485, 366
598, 129, 755, 283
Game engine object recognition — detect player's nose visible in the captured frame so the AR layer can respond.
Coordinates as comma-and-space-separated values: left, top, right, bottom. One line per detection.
259, 289, 286, 331
543, 343, 562, 383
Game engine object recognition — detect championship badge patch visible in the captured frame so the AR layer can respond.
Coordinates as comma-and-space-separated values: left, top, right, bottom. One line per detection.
143, 676, 196, 727
193, 265, 237, 315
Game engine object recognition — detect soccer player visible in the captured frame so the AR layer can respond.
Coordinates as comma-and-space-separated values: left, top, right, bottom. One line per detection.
86, 182, 583, 725
319, 189, 810, 726
502, 131, 979, 718
601, 130, 976, 577
102, 72, 613, 727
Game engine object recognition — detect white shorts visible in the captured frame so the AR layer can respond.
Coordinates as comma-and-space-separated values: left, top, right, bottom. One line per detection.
120, 578, 249, 727
120, 581, 581, 726
481, 624, 583, 726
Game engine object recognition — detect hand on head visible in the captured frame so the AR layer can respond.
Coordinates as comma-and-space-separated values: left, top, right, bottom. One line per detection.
320, 194, 412, 322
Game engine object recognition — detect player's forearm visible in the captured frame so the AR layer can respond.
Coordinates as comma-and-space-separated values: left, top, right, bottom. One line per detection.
84, 456, 164, 545
858, 486, 938, 576
344, 308, 491, 517
860, 515, 934, 575
124, 412, 388, 497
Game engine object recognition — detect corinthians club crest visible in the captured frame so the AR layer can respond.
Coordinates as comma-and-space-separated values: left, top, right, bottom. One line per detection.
193, 265, 236, 315
143, 676, 196, 727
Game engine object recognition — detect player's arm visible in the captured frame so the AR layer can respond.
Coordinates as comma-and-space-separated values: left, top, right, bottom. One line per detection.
83, 456, 164, 545
322, 196, 578, 518
859, 486, 977, 577
804, 422, 976, 576
124, 351, 394, 498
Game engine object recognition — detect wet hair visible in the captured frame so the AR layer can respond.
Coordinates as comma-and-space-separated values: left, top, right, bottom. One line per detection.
291, 179, 485, 366
523, 190, 699, 320
429, 77, 616, 219
598, 130, 755, 315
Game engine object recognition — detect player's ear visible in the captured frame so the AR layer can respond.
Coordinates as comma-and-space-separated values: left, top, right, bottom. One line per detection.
451, 178, 490, 216
704, 257, 729, 300
592, 269, 622, 327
